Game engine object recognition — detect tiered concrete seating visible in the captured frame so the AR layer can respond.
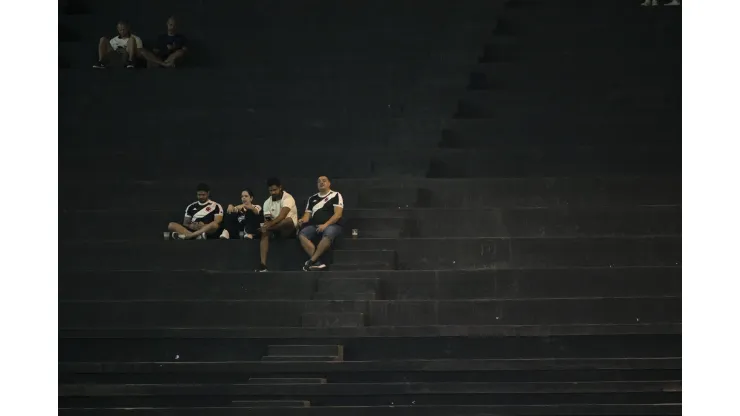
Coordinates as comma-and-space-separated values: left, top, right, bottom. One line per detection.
58, 0, 681, 413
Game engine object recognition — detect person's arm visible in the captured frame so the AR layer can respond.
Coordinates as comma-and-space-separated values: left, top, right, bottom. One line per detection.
212, 204, 224, 226
267, 207, 291, 228
298, 198, 312, 227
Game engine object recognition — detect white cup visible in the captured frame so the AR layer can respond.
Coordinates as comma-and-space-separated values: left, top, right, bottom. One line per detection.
239, 231, 245, 239
163, 231, 170, 240
352, 229, 359, 239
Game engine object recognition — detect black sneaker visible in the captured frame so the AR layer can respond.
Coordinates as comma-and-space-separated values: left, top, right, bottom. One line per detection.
256, 264, 268, 273
93, 61, 106, 69
302, 260, 314, 272
126, 61, 135, 69
309, 261, 327, 271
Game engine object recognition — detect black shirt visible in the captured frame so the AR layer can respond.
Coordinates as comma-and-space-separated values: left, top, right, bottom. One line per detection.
184, 200, 223, 224
305, 191, 344, 225
156, 34, 187, 55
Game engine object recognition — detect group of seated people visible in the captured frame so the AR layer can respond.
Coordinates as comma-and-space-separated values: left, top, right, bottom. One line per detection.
93, 16, 187, 69
167, 177, 344, 272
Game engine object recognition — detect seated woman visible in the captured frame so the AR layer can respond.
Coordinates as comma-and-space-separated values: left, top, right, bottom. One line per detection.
220, 189, 263, 239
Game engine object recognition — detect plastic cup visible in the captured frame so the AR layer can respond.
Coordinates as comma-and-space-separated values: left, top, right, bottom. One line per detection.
352, 229, 359, 239
163, 231, 170, 240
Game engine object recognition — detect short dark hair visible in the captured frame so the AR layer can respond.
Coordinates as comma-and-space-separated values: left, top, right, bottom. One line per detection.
242, 188, 254, 198
266, 177, 281, 188
117, 20, 130, 28
196, 183, 210, 192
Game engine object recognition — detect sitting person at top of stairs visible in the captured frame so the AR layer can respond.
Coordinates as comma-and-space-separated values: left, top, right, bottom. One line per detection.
93, 20, 168, 69
167, 183, 224, 240
256, 178, 299, 272
298, 176, 344, 271
220, 188, 264, 240
141, 16, 189, 68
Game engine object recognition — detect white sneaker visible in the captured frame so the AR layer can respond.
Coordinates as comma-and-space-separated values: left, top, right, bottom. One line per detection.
171, 232, 185, 240
665, 0, 680, 5
197, 234, 206, 240
220, 230, 230, 240
641, 0, 657, 5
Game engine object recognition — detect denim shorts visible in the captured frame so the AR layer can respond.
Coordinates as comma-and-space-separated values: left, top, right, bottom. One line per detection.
299, 224, 342, 241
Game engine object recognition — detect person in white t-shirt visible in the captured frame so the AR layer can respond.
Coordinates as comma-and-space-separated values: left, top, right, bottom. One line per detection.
93, 21, 162, 69
257, 177, 298, 272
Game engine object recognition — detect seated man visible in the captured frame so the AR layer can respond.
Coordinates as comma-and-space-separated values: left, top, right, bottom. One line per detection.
298, 176, 344, 271
220, 188, 263, 240
93, 21, 160, 69
146, 16, 189, 68
167, 183, 224, 240
257, 178, 298, 272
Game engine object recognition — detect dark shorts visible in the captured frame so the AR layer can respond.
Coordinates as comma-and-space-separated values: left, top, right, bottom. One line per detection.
299, 224, 342, 242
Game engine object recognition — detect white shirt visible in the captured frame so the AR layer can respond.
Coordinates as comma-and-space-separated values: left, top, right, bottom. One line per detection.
110, 35, 143, 50
263, 191, 298, 226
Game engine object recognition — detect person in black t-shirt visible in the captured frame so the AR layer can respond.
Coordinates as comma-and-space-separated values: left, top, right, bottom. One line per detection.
220, 189, 264, 240
140, 16, 188, 68
167, 183, 224, 240
298, 176, 344, 271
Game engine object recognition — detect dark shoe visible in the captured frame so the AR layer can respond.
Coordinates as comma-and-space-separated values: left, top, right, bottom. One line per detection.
256, 264, 268, 273
93, 61, 106, 69
302, 260, 313, 272
126, 61, 135, 69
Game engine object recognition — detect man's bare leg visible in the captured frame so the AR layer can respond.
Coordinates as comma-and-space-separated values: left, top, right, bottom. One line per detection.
168, 222, 193, 239
310, 237, 333, 263
299, 234, 316, 257
164, 49, 185, 67
260, 231, 271, 266
98, 37, 113, 61
260, 219, 296, 266
125, 39, 138, 65
138, 48, 168, 67
185, 222, 219, 240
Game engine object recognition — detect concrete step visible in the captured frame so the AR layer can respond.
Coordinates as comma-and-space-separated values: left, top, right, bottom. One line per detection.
61, 149, 432, 179
312, 291, 378, 301
58, 268, 681, 301
59, 326, 681, 362
302, 312, 366, 327
268, 345, 344, 358
59, 236, 681, 271
426, 146, 681, 177
317, 278, 380, 293
455, 89, 679, 117
59, 380, 681, 396
58, 176, 681, 210
229, 400, 309, 407
248, 378, 327, 384
60, 205, 681, 240
61, 146, 680, 178
61, 357, 682, 375
440, 118, 681, 146
466, 62, 679, 90
58, 403, 683, 415
59, 296, 680, 328
261, 355, 342, 362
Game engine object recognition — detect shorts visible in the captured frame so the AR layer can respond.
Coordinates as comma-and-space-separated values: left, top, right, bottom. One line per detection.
299, 224, 342, 242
